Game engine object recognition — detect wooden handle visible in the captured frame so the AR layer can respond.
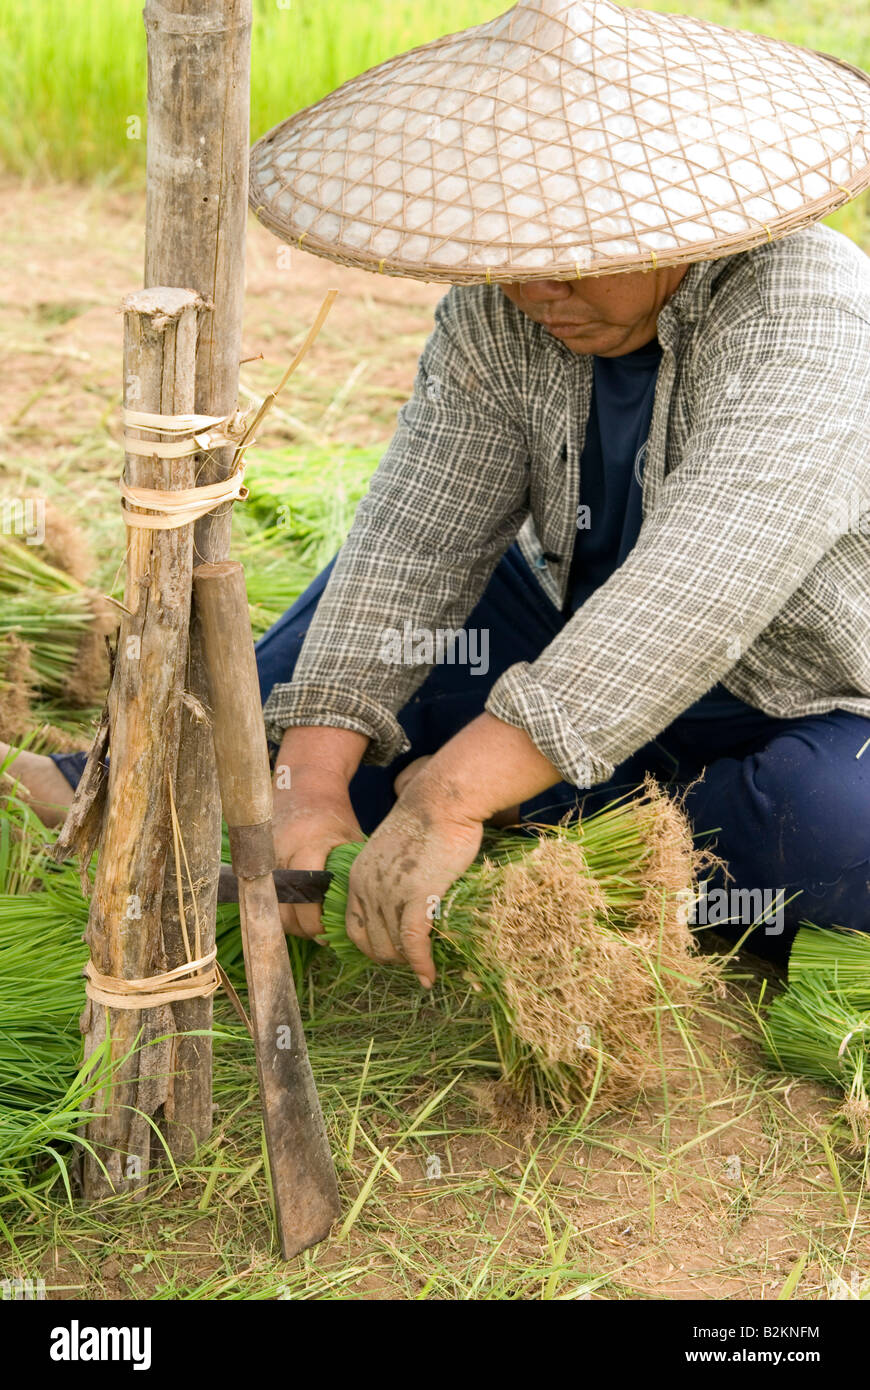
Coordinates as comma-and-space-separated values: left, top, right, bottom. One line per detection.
194, 558, 341, 1257
193, 560, 272, 832
235, 874, 340, 1253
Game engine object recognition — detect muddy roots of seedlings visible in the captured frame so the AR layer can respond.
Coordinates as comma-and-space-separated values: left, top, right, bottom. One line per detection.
324, 782, 721, 1116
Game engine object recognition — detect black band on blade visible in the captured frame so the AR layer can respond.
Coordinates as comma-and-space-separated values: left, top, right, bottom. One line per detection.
217, 863, 333, 904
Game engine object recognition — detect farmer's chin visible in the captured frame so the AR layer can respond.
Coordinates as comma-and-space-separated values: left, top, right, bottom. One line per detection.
546, 323, 618, 354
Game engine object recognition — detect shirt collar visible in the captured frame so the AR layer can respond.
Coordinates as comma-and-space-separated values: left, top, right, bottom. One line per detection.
661, 251, 739, 328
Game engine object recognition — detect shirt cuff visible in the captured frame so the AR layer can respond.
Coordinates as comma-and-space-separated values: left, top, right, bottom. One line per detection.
485, 663, 615, 788
262, 681, 411, 766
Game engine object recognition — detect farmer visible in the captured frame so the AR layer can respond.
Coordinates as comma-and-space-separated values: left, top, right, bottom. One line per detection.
6, 0, 870, 982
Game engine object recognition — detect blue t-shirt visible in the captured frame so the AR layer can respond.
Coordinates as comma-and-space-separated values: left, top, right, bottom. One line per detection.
566, 338, 753, 723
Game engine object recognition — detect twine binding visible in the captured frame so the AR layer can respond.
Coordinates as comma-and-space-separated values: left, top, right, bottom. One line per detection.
119, 289, 337, 531
84, 952, 220, 1010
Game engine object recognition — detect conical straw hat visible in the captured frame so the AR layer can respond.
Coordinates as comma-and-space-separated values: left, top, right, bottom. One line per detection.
250, 0, 870, 283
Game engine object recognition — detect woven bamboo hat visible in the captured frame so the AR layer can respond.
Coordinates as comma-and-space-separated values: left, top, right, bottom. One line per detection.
250, 0, 870, 283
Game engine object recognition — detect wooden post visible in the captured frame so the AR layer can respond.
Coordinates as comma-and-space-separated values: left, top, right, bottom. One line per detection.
82, 288, 201, 1196
194, 561, 341, 1255
143, 0, 252, 1153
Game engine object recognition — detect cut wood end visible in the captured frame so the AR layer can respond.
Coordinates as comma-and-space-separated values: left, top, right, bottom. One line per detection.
193, 560, 244, 581
121, 286, 203, 320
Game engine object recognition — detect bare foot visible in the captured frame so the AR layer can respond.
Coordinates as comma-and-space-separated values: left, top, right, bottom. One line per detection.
0, 741, 75, 828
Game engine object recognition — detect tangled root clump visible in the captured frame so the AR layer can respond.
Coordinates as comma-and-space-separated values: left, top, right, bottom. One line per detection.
625, 776, 705, 926
838, 1093, 870, 1149
38, 500, 96, 585
449, 783, 718, 1113
62, 594, 116, 708
0, 634, 38, 742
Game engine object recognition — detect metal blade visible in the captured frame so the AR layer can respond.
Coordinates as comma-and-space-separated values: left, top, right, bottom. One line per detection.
217, 862, 332, 905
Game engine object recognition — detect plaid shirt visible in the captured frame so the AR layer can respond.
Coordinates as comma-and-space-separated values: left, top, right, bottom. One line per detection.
264, 224, 870, 787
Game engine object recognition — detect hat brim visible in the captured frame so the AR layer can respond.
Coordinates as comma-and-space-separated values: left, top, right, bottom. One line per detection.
250, 0, 870, 283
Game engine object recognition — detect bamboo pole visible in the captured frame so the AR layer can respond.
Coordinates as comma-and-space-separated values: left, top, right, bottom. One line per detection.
143, 0, 252, 1153
82, 288, 201, 1196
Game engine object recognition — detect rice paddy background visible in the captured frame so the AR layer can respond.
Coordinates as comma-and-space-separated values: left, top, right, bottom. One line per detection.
0, 0, 868, 247
0, 0, 868, 1301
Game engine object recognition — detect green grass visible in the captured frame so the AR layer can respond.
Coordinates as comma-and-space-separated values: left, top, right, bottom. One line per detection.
1, 0, 869, 249
2, 943, 869, 1299
2, 757, 866, 1298
0, 778, 310, 1212
0, 0, 502, 184
0, 782, 112, 1211
235, 444, 379, 634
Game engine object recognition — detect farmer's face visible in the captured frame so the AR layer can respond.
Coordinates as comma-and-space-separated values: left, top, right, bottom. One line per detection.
500, 266, 688, 356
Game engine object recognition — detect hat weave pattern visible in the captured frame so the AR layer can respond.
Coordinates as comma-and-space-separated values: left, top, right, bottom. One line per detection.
250, 0, 870, 281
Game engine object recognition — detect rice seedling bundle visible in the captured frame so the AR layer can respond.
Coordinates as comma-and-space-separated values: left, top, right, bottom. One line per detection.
764, 924, 870, 1146
0, 531, 113, 739
0, 790, 131, 1208
0, 873, 89, 1109
0, 786, 97, 1203
785, 924, 870, 1010
321, 784, 717, 1113
240, 541, 324, 638
238, 445, 376, 557
228, 446, 377, 635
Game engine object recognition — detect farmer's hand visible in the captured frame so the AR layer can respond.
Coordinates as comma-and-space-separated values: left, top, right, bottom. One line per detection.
346, 771, 484, 988
348, 712, 562, 986
395, 754, 522, 827
272, 726, 368, 937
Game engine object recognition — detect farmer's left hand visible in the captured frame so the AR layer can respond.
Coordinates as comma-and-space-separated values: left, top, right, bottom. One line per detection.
344, 712, 563, 988
344, 775, 484, 989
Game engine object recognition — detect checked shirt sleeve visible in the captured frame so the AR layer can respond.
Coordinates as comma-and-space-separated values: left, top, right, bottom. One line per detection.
486, 303, 870, 787
262, 290, 531, 760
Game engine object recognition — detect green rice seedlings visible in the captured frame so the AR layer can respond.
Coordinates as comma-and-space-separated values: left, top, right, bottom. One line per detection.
786, 923, 870, 1010
0, 532, 112, 737
762, 922, 870, 1146
764, 972, 870, 1147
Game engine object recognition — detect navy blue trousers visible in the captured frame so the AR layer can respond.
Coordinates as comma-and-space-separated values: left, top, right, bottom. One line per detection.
53, 543, 870, 960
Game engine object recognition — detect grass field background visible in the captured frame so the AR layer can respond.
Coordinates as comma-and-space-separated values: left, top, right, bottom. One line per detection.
2, 0, 867, 240
0, 2, 868, 181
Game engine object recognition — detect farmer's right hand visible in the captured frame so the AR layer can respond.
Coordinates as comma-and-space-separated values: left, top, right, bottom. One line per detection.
271, 727, 367, 938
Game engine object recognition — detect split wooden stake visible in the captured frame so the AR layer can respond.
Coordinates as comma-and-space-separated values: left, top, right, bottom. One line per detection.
81, 287, 201, 1197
